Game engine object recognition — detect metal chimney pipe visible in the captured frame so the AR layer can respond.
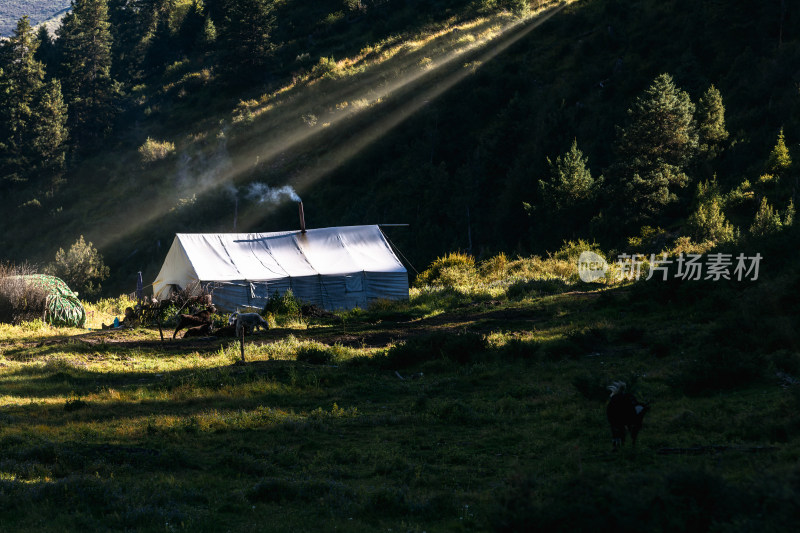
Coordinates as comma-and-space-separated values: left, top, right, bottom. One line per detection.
298, 201, 306, 234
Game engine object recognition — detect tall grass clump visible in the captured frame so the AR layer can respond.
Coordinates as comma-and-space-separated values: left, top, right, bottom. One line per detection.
0, 263, 48, 324
414, 252, 477, 289
297, 342, 357, 365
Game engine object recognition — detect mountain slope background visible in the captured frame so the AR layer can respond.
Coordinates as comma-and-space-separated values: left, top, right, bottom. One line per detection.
1, 0, 799, 296
0, 0, 70, 37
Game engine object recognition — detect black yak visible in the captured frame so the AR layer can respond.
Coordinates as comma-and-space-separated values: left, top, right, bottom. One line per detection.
607, 381, 649, 451
182, 323, 213, 338
172, 306, 216, 339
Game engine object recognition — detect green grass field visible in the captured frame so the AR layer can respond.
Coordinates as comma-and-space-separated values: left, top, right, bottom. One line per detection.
2, 265, 800, 531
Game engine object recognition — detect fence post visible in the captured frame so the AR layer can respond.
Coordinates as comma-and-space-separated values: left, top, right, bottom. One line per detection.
240, 323, 246, 363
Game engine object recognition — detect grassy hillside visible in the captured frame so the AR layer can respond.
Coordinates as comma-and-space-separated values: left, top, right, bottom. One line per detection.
0, 0, 70, 37
1, 0, 798, 298
2, 238, 800, 530
2, 1, 800, 529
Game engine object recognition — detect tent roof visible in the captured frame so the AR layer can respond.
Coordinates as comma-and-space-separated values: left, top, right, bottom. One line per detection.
154, 225, 406, 293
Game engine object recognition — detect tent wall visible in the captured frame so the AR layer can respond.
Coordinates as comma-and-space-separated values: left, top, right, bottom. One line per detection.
206, 271, 409, 312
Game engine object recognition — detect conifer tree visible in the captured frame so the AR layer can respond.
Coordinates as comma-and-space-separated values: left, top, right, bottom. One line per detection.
32, 79, 69, 182
216, 0, 275, 80
58, 0, 118, 149
766, 128, 791, 176
178, 0, 208, 55
687, 178, 734, 243
0, 17, 67, 187
35, 26, 58, 75
750, 197, 782, 237
539, 139, 598, 211
0, 17, 46, 174
696, 84, 728, 158
613, 73, 698, 221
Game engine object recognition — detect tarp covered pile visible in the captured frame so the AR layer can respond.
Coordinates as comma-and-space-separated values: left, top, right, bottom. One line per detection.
19, 275, 86, 327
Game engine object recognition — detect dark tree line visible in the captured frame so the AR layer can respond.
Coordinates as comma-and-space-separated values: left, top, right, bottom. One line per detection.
0, 0, 279, 196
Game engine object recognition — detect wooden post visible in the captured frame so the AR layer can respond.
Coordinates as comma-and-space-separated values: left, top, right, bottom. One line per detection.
240, 323, 246, 363
157, 306, 164, 343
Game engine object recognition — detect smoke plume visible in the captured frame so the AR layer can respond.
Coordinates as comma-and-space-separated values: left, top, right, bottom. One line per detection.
246, 184, 302, 204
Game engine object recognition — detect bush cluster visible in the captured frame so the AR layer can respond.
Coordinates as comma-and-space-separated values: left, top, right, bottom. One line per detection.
264, 289, 302, 323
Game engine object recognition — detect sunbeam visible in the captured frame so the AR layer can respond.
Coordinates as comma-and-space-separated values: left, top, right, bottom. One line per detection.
90, 2, 573, 252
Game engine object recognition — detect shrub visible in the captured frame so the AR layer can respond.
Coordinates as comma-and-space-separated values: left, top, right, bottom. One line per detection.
414, 252, 476, 288
550, 239, 603, 263
264, 289, 302, 321
138, 137, 175, 163
44, 236, 109, 298
506, 0, 531, 17
479, 252, 509, 281
312, 56, 339, 79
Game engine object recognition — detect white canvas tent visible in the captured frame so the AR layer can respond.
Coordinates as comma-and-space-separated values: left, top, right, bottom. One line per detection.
152, 225, 408, 312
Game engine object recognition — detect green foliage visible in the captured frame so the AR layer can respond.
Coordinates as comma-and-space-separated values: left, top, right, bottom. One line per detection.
0, 16, 67, 187
312, 56, 340, 80
616, 72, 697, 166
264, 289, 302, 321
45, 235, 110, 298
539, 139, 597, 212
343, 0, 365, 12
506, 0, 531, 17
216, 0, 275, 80
767, 128, 792, 176
138, 137, 176, 163
296, 342, 354, 365
3, 0, 800, 298
57, 0, 117, 149
785, 199, 795, 227
687, 178, 734, 244
550, 239, 603, 263
478, 252, 508, 281
750, 197, 783, 237
414, 252, 476, 288
625, 225, 672, 254
696, 84, 728, 157
614, 73, 697, 221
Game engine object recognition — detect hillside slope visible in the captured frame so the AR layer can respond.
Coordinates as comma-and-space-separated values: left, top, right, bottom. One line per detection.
1, 0, 799, 296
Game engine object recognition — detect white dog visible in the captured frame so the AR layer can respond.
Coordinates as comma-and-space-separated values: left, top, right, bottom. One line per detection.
230, 312, 269, 336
